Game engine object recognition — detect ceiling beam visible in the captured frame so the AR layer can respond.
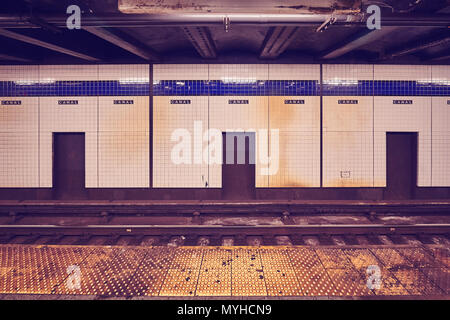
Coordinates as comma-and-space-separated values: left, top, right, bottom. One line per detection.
320, 27, 398, 60
182, 27, 217, 59
0, 53, 32, 63
427, 52, 450, 61
384, 35, 450, 59
83, 26, 160, 61
0, 28, 100, 62
260, 26, 299, 59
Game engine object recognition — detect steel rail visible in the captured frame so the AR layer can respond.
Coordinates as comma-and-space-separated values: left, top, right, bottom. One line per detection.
0, 223, 449, 236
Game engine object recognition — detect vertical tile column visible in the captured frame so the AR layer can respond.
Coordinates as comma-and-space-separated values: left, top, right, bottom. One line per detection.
322, 64, 374, 187
431, 65, 450, 186
268, 64, 320, 187
38, 65, 98, 188
153, 64, 209, 188
208, 64, 269, 188
0, 65, 39, 187
373, 65, 432, 187
98, 64, 149, 188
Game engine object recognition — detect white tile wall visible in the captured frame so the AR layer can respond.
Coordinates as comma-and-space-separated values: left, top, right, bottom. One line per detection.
154, 64, 208, 80
153, 96, 208, 188
0, 65, 39, 82
268, 64, 320, 80
209, 96, 269, 188
324, 64, 373, 81
268, 96, 320, 187
374, 97, 432, 187
0, 97, 39, 133
323, 131, 374, 187
98, 96, 149, 187
98, 65, 150, 188
98, 131, 149, 188
0, 63, 449, 190
323, 96, 373, 132
39, 65, 98, 81
0, 66, 44, 187
0, 97, 39, 187
432, 97, 450, 186
431, 66, 450, 186
0, 132, 39, 188
374, 65, 432, 81
209, 64, 269, 81
372, 65, 433, 187
99, 64, 149, 81
98, 96, 148, 132
39, 97, 98, 188
323, 96, 374, 187
322, 65, 375, 188
0, 64, 151, 188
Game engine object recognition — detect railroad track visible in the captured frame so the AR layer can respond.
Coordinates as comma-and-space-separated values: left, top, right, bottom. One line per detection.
0, 223, 449, 247
0, 200, 449, 247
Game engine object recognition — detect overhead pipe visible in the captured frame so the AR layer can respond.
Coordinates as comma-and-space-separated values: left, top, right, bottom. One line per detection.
0, 13, 449, 28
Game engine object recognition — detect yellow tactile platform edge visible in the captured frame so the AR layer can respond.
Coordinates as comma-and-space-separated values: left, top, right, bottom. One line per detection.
0, 245, 448, 297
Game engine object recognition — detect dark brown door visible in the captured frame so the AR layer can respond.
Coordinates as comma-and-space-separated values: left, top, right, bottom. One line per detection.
53, 133, 87, 200
384, 132, 418, 200
222, 132, 256, 200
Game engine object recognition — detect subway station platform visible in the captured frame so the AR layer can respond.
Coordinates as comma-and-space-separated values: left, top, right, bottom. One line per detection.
0, 244, 448, 299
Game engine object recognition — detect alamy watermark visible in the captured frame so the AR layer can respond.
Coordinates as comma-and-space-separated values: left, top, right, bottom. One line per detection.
366, 5, 381, 30
366, 265, 382, 290
170, 121, 279, 176
66, 264, 81, 290
66, 5, 81, 30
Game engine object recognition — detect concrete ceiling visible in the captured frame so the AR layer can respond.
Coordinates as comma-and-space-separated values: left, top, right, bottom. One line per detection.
0, 0, 449, 64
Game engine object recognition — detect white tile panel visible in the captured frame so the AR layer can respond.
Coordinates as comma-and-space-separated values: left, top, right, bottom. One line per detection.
323, 64, 373, 81
98, 131, 149, 188
268, 64, 320, 80
374, 96, 432, 187
0, 98, 39, 187
98, 96, 149, 187
268, 96, 320, 187
323, 96, 373, 132
39, 97, 98, 188
432, 97, 450, 186
98, 64, 149, 81
38, 132, 99, 188
0, 65, 39, 82
40, 97, 97, 132
209, 96, 269, 188
432, 65, 450, 82
323, 131, 374, 187
153, 64, 208, 80
209, 64, 268, 81
153, 96, 208, 188
0, 97, 38, 133
98, 96, 148, 132
374, 65, 431, 81
0, 132, 39, 187
39, 65, 98, 81
323, 96, 374, 187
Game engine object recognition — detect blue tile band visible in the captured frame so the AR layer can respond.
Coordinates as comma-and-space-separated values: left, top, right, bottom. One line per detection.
0, 80, 449, 97
322, 80, 450, 96
153, 80, 319, 96
0, 80, 150, 97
